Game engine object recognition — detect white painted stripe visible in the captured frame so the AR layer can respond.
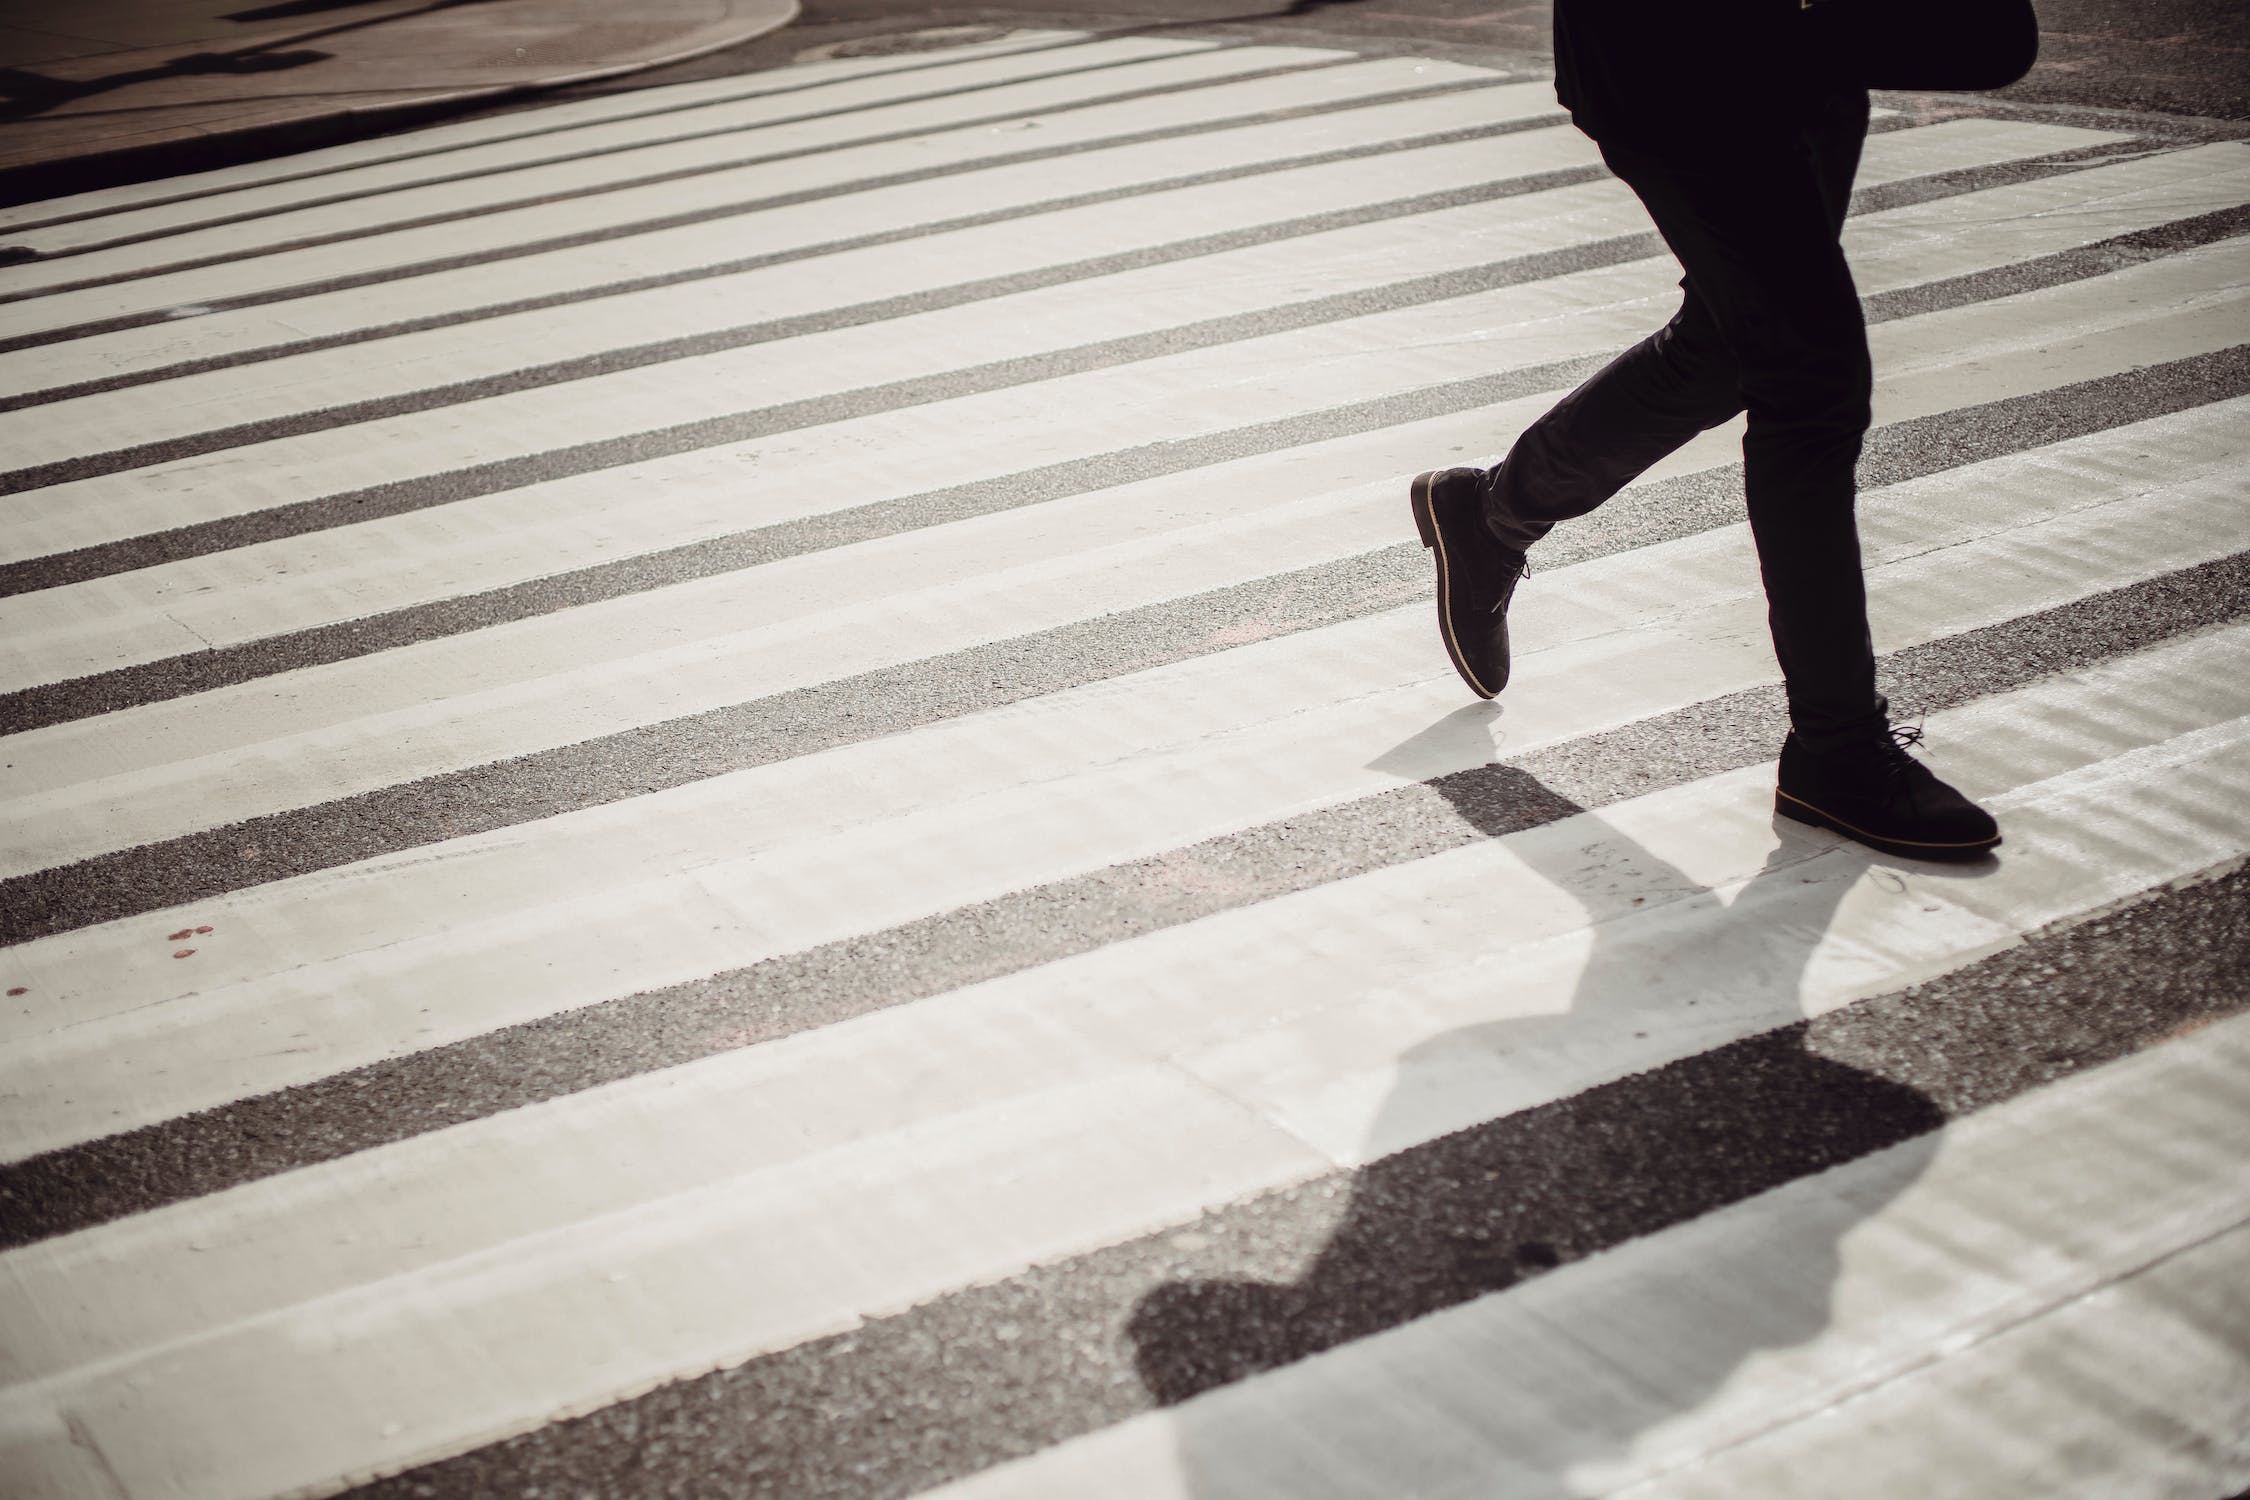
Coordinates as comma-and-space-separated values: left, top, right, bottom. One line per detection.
0, 121, 2162, 544
4, 658, 2245, 1500
0, 49, 1450, 339
0, 204, 1666, 585
0, 73, 1563, 401
6, 383, 2241, 852
0, 1064, 1326, 1500
12, 634, 2245, 1380
0, 117, 2117, 461
4, 412, 2245, 1149
928, 1015, 2250, 1500
0, 37, 1253, 297
0, 129, 1621, 471
0, 32, 1120, 255
0, 204, 2239, 797
1623, 1234, 2250, 1500
1, 376, 2241, 892
1842, 136, 2250, 284
0, 409, 1485, 798
1162, 705, 2250, 1169
0, 31, 1094, 239
3, 177, 2240, 710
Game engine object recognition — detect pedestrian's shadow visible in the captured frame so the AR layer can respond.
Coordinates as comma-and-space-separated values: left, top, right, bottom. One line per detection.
1127, 734, 1995, 1495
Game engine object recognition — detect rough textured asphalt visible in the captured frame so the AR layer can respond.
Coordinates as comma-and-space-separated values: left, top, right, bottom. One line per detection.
352, 861, 2250, 1499
474, 0, 2250, 127
6, 9, 2246, 1498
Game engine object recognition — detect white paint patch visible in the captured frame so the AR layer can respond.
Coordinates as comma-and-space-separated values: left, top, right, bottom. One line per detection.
0, 31, 1106, 252
4, 197, 2242, 711
6, 122, 2177, 557
929, 1015, 2250, 1500
0, 119, 2116, 466
3, 383, 2226, 835
0, 134, 1629, 473
1, 256, 2243, 882
1, 428, 2245, 1148
0, 36, 1247, 294
0, 50, 1460, 340
3, 673, 2246, 1500
0, 74, 1564, 399
4, 38, 2237, 1500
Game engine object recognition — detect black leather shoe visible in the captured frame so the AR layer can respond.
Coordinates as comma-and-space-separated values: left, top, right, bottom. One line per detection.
1776, 725, 2001, 861
1410, 466, 1529, 699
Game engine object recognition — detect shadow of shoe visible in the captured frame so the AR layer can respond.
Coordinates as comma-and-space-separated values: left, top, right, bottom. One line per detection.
1125, 734, 1999, 1494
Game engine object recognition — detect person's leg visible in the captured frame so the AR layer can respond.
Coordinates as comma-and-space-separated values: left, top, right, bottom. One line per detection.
1587, 95, 1994, 856
1476, 91, 1880, 551
1415, 91, 1996, 852
1480, 279, 1742, 553
1413, 148, 1750, 702
1451, 99, 1861, 708
1592, 91, 1887, 749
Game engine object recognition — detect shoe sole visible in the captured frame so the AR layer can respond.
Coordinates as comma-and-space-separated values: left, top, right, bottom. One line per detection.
1409, 468, 1500, 701
1775, 789, 2002, 862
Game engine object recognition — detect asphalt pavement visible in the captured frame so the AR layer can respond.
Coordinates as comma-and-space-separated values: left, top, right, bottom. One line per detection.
512, 0, 2250, 127
4, 0, 2242, 206
1, 12, 2248, 1500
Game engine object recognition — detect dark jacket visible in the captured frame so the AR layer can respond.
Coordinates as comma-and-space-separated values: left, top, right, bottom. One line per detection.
1553, 0, 1843, 144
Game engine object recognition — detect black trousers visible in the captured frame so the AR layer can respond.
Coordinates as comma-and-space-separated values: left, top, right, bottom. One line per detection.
1486, 89, 1887, 751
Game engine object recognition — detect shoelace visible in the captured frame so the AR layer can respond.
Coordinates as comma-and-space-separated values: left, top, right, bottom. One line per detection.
1872, 721, 1928, 786
1488, 555, 1530, 613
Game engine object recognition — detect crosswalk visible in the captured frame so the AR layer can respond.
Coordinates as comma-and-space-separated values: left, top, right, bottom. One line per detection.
0, 28, 2245, 1500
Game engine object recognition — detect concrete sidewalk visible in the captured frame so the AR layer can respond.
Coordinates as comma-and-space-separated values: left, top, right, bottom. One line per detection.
0, 0, 799, 206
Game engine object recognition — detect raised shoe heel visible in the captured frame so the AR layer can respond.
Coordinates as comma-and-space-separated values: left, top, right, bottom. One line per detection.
1409, 470, 1440, 549
1409, 465, 1518, 702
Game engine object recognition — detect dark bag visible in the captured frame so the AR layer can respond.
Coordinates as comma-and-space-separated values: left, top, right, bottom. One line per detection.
1803, 0, 2041, 91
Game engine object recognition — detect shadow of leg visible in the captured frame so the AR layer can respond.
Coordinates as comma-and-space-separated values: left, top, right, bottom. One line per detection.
1129, 1031, 1943, 1408
1127, 764, 1973, 1491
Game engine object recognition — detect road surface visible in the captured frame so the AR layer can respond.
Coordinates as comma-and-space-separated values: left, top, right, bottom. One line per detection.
2, 27, 2248, 1500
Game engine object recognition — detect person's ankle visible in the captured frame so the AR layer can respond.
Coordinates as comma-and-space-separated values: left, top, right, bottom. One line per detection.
1478, 470, 1544, 554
